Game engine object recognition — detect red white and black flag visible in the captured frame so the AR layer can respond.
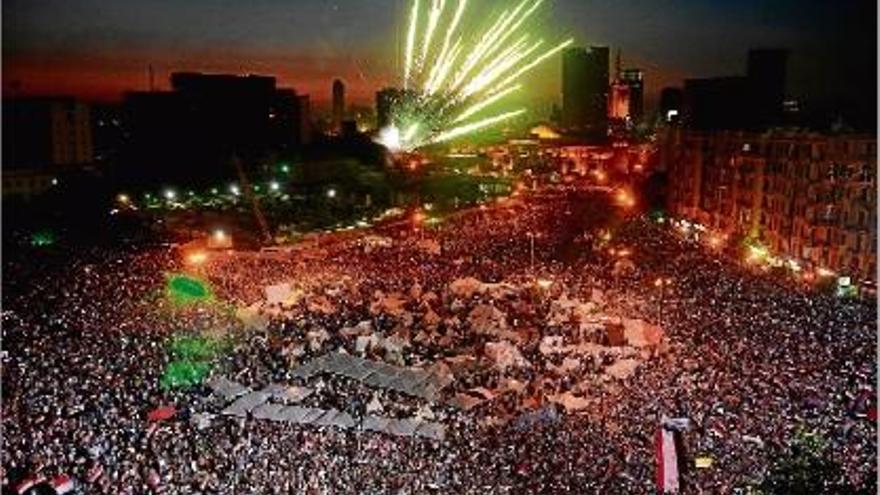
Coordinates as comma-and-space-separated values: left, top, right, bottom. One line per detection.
655, 427, 680, 493
655, 417, 691, 493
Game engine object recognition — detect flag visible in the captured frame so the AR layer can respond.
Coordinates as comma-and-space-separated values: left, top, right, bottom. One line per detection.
15, 475, 41, 494
148, 406, 177, 422
51, 474, 75, 494
655, 427, 680, 493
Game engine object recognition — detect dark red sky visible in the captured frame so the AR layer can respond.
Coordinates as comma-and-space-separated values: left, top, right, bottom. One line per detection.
4, 0, 875, 112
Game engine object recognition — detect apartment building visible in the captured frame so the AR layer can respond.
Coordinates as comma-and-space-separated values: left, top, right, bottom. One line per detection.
663, 128, 876, 284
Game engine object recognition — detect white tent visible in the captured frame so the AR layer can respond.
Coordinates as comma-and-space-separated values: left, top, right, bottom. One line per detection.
485, 341, 530, 370
264, 283, 292, 305
549, 391, 592, 412
468, 304, 508, 335
605, 358, 641, 380
449, 277, 484, 298
622, 319, 664, 348
206, 376, 251, 401
369, 291, 407, 316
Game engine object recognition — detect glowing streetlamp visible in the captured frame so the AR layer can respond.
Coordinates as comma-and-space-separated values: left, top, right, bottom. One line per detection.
326, 188, 337, 199
186, 251, 208, 265
654, 276, 674, 320
616, 189, 635, 208
117, 193, 130, 204
163, 189, 177, 201
269, 181, 280, 192
816, 267, 835, 278
230, 184, 241, 196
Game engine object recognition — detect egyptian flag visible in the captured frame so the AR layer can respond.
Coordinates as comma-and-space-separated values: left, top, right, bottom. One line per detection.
655, 427, 679, 493
14, 475, 45, 494
51, 474, 75, 494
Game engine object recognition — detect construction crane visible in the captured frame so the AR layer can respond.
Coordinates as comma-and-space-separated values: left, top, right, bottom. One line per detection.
231, 155, 273, 245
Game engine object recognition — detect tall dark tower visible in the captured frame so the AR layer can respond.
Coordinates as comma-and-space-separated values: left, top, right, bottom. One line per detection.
621, 68, 644, 124
332, 79, 345, 132
747, 49, 787, 129
562, 45, 609, 138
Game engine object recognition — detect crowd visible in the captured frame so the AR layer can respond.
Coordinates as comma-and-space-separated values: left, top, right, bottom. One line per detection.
2, 183, 875, 494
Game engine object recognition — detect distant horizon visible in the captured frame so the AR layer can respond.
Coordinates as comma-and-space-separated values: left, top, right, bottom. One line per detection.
4, 0, 875, 116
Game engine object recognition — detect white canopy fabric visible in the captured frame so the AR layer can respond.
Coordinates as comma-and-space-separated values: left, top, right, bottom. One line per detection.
206, 376, 251, 401
221, 390, 273, 417
291, 352, 449, 401
449, 277, 484, 298
468, 304, 508, 336
485, 341, 530, 370
622, 319, 665, 348
265, 283, 293, 305
605, 358, 641, 380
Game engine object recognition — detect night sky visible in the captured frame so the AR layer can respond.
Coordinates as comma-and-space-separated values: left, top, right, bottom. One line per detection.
4, 0, 876, 112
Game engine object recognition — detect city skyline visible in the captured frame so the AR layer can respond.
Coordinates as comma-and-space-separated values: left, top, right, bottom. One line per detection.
4, 0, 875, 111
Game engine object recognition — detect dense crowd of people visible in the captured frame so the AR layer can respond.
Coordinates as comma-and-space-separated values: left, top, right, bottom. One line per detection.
2, 184, 875, 494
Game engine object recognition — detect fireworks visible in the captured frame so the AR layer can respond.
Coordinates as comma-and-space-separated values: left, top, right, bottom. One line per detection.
379, 0, 573, 151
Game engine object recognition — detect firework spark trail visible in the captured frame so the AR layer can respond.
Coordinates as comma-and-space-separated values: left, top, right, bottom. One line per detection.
454, 84, 521, 123
418, 0, 446, 72
403, 0, 420, 90
430, 109, 526, 144
382, 0, 573, 151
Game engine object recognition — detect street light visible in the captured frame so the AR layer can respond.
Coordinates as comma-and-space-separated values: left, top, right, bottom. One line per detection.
164, 189, 177, 201
527, 232, 537, 272
327, 188, 337, 199
269, 181, 280, 192
654, 277, 674, 320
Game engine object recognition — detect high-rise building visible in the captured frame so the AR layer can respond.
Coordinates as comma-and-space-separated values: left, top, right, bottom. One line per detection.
747, 49, 788, 129
684, 76, 749, 130
123, 72, 308, 184
662, 128, 877, 286
3, 97, 93, 169
562, 46, 609, 138
621, 68, 644, 123
660, 87, 683, 123
609, 83, 630, 120
332, 79, 346, 132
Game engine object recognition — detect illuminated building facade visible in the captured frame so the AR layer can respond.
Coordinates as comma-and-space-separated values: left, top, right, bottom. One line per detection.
664, 129, 877, 284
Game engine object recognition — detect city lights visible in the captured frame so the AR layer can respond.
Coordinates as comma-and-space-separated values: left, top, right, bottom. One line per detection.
163, 189, 177, 201
615, 189, 636, 208
117, 193, 130, 204
185, 250, 208, 265
816, 267, 835, 278
229, 184, 241, 196
326, 188, 337, 199
269, 181, 280, 192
